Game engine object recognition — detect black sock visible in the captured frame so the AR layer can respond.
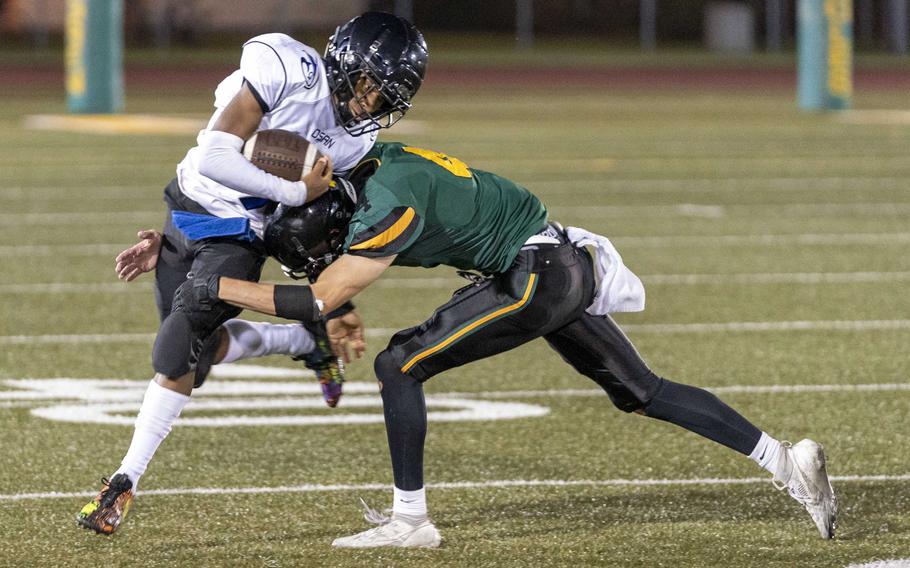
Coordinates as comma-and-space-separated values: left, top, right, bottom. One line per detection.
375, 352, 427, 490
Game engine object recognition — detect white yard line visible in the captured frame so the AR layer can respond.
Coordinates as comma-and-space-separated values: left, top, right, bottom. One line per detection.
3, 271, 910, 295
846, 561, 910, 568
5, 320, 910, 346
1, 474, 907, 502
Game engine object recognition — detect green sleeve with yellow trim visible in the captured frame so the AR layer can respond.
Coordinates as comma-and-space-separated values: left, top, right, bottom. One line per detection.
343, 180, 425, 258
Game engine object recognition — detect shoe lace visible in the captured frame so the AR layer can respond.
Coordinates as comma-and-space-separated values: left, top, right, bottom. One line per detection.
98, 477, 118, 508
97, 475, 131, 508
359, 498, 392, 526
771, 440, 793, 491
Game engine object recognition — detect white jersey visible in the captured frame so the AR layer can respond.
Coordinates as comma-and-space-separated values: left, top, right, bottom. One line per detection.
176, 33, 377, 237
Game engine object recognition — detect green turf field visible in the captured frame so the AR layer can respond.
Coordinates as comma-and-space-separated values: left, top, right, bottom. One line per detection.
1, 48, 909, 567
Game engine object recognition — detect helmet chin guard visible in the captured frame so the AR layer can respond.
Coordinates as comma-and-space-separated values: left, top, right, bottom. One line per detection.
324, 11, 428, 136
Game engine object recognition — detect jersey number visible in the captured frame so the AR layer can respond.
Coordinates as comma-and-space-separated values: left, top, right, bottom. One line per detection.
402, 146, 472, 178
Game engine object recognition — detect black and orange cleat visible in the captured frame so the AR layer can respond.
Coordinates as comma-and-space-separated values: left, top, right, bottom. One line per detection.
76, 473, 134, 535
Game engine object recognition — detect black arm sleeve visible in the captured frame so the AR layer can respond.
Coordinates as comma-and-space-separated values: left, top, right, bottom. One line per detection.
273, 285, 320, 322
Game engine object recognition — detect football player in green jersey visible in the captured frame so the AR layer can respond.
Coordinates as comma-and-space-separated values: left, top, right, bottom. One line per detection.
175, 141, 838, 548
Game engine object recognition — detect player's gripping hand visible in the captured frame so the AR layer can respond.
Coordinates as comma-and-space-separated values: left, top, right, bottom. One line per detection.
301, 156, 333, 203
327, 310, 366, 364
115, 230, 162, 282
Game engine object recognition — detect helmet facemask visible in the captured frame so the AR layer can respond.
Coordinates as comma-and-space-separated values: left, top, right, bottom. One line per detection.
329, 48, 415, 137
323, 12, 427, 137
280, 233, 344, 282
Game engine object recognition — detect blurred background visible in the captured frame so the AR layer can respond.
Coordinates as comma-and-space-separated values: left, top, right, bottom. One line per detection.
0, 0, 908, 52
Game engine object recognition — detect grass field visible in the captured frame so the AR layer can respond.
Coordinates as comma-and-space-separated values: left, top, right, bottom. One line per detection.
1, 47, 909, 567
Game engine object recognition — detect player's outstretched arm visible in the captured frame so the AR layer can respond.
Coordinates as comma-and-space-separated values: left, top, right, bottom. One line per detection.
209, 254, 395, 321
115, 229, 162, 282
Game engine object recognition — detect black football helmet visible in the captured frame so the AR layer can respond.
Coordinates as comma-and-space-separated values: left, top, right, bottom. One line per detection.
264, 182, 355, 281
324, 11, 428, 136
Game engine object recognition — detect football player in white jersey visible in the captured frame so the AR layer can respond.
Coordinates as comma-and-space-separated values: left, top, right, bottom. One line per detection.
76, 12, 428, 535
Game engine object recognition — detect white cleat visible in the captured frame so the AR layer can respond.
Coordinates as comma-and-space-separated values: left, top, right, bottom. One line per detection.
772, 439, 838, 539
332, 516, 442, 549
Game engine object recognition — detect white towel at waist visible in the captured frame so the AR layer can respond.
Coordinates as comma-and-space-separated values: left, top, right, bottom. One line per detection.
565, 226, 646, 315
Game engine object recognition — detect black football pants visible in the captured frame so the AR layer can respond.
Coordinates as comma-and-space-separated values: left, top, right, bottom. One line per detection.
375, 237, 762, 490
151, 179, 266, 382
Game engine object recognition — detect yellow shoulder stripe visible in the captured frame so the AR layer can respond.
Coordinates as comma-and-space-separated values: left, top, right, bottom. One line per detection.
350, 207, 417, 251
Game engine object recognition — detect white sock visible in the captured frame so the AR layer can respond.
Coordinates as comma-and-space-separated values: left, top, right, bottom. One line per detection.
392, 486, 428, 520
115, 380, 191, 491
220, 319, 315, 364
748, 431, 784, 475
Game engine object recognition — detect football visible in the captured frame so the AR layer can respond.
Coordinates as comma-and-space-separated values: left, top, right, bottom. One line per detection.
242, 129, 323, 181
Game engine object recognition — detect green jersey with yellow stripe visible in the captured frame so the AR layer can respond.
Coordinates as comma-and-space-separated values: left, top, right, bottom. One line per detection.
343, 142, 548, 273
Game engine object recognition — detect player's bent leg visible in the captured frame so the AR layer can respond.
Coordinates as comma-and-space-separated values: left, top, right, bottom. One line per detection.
336, 244, 592, 548
220, 319, 315, 364
331, 350, 440, 549
546, 312, 837, 538
546, 313, 762, 453
544, 313, 662, 412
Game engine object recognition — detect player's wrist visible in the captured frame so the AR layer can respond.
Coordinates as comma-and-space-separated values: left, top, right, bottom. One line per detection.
325, 301, 355, 320
273, 284, 322, 322
274, 180, 308, 207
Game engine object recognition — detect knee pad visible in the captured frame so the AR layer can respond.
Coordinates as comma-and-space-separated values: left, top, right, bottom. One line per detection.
152, 312, 196, 378
588, 369, 664, 413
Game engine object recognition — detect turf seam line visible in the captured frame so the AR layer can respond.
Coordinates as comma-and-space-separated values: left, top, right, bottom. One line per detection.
3, 475, 909, 502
